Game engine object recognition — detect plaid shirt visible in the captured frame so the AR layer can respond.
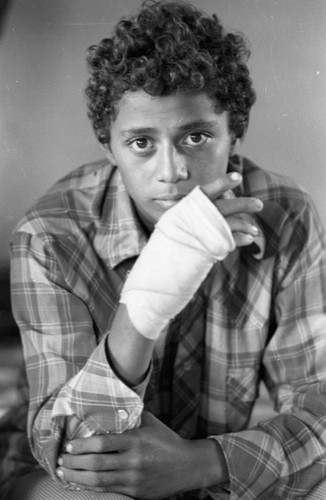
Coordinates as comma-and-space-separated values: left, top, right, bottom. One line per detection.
2, 155, 326, 499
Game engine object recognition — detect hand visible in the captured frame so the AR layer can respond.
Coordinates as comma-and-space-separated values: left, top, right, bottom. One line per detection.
202, 172, 263, 247
57, 412, 226, 498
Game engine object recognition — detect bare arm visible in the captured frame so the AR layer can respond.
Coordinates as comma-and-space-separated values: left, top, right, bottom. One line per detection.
107, 304, 155, 386
106, 172, 262, 386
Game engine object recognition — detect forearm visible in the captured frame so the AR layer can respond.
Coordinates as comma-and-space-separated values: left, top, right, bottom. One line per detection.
107, 303, 156, 386
28, 335, 146, 478
106, 189, 234, 385
212, 392, 326, 499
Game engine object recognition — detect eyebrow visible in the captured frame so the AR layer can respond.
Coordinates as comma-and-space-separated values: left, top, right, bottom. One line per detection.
120, 120, 219, 137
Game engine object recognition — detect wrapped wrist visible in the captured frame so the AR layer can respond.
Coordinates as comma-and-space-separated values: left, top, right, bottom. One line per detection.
120, 187, 235, 339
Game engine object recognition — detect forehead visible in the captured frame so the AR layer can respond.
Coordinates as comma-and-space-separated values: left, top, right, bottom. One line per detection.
111, 90, 228, 132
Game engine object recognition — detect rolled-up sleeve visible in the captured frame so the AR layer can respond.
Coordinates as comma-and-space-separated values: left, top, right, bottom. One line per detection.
208, 200, 326, 499
10, 230, 147, 480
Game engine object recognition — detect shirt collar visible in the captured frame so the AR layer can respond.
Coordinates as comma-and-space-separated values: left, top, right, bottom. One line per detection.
99, 168, 148, 269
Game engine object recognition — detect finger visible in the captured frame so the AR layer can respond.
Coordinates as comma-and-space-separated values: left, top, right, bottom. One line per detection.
66, 433, 132, 455
60, 452, 124, 471
225, 215, 259, 237
56, 467, 130, 491
201, 172, 242, 200
233, 232, 256, 247
215, 197, 263, 217
67, 484, 113, 493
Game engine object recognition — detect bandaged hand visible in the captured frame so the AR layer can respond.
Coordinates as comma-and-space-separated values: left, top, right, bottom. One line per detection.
120, 186, 235, 340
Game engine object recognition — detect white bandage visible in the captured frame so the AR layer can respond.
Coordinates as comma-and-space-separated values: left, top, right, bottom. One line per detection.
120, 186, 235, 339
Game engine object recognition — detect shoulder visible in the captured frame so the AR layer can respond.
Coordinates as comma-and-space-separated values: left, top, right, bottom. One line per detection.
13, 158, 117, 237
47, 158, 114, 195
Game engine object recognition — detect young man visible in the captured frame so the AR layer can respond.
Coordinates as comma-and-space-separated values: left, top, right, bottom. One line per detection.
2, 1, 326, 499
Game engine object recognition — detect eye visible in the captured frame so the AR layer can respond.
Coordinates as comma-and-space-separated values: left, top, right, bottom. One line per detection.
183, 132, 210, 147
128, 137, 154, 153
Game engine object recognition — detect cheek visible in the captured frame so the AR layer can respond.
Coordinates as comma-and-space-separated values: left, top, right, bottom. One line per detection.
198, 167, 225, 186
118, 153, 152, 180
118, 168, 149, 201
189, 150, 229, 184
120, 173, 139, 195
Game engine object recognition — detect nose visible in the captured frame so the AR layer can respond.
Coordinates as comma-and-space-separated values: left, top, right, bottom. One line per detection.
156, 146, 188, 183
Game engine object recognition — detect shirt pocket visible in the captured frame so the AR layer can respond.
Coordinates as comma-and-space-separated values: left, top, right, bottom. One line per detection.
226, 366, 260, 432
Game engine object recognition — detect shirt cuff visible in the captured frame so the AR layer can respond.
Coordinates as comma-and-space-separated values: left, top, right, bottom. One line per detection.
52, 335, 152, 437
210, 429, 284, 499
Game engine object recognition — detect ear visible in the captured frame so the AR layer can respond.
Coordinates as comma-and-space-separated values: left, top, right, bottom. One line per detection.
230, 136, 240, 156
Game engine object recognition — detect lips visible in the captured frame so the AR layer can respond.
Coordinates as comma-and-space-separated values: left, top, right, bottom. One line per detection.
153, 194, 187, 210
154, 199, 180, 209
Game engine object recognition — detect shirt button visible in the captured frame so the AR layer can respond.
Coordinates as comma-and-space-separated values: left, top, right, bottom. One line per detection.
118, 409, 129, 420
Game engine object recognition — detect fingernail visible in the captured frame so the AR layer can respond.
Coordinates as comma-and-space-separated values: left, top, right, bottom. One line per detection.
251, 226, 259, 235
255, 199, 263, 210
66, 443, 73, 453
56, 467, 64, 479
70, 483, 81, 491
57, 457, 63, 466
229, 172, 241, 182
246, 234, 254, 242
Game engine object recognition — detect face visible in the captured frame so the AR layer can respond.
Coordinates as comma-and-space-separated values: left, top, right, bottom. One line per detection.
106, 90, 233, 232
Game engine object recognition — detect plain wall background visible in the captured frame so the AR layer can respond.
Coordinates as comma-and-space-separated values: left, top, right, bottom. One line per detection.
1, 0, 325, 269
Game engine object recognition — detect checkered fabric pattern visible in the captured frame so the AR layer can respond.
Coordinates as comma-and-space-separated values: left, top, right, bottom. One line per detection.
1, 155, 326, 499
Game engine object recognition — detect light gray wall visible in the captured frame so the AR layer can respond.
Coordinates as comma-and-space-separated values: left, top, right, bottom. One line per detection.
1, 0, 326, 268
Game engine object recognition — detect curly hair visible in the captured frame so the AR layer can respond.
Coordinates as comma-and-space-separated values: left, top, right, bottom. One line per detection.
85, 0, 256, 146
